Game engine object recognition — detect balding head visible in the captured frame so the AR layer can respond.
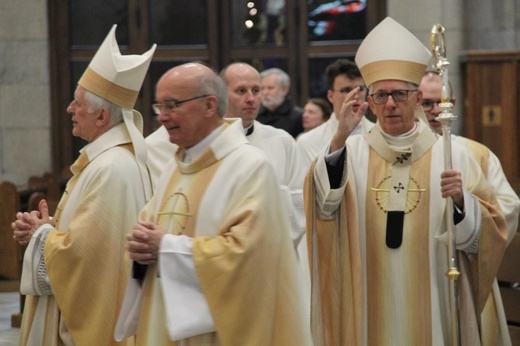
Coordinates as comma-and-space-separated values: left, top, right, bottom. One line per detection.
155, 62, 229, 148
160, 63, 211, 88
220, 62, 262, 128
221, 62, 259, 83
158, 63, 228, 117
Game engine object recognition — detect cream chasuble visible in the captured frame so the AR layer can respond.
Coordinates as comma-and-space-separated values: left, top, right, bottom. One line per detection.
455, 135, 519, 346
116, 119, 312, 346
246, 120, 306, 247
455, 135, 519, 243
306, 121, 508, 346
297, 115, 374, 316
19, 123, 149, 346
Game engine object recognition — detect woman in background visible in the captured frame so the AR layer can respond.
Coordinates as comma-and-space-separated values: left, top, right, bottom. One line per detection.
301, 98, 332, 133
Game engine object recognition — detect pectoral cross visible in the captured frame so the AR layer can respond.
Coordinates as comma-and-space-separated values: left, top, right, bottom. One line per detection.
393, 182, 405, 193
394, 153, 411, 164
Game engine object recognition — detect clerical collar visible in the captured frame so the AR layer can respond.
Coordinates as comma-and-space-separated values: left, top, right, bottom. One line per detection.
244, 123, 254, 136
379, 121, 421, 150
180, 124, 225, 163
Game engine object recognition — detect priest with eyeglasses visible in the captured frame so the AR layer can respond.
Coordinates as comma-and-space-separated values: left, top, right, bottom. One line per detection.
116, 62, 312, 345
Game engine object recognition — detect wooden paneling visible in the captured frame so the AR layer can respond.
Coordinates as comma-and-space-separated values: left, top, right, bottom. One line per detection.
461, 51, 520, 185
510, 325, 520, 346
500, 287, 520, 323
0, 182, 21, 281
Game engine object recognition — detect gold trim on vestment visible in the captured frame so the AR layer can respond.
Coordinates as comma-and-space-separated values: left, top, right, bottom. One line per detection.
360, 60, 427, 86
78, 67, 138, 109
365, 144, 434, 343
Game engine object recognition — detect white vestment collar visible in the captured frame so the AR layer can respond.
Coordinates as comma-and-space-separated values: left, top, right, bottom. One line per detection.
180, 124, 225, 163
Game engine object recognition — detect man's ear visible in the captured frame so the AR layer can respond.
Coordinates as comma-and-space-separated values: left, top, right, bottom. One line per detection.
204, 96, 218, 117
415, 89, 423, 108
367, 97, 377, 114
96, 108, 110, 127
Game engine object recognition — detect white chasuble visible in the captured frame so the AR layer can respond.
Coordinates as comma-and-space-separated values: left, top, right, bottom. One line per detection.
19, 123, 148, 346
116, 119, 312, 346
246, 120, 306, 247
455, 135, 518, 345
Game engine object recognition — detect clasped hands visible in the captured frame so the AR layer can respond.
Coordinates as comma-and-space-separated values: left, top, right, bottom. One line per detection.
12, 199, 51, 246
126, 221, 167, 265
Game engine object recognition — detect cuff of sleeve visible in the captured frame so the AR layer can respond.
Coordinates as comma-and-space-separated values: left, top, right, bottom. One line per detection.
454, 190, 480, 251
159, 235, 216, 340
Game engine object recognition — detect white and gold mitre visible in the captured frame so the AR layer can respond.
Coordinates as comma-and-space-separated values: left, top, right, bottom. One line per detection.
78, 25, 156, 109
355, 17, 431, 87
78, 25, 157, 201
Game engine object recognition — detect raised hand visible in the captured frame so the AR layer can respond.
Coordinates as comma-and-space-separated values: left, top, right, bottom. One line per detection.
330, 86, 369, 153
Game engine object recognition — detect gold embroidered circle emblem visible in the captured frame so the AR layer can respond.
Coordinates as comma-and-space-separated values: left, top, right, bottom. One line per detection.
373, 176, 425, 214
157, 191, 192, 235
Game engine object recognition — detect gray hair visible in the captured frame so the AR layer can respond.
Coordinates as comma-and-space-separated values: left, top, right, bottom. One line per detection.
260, 68, 290, 89
194, 73, 228, 118
368, 81, 418, 94
83, 89, 123, 127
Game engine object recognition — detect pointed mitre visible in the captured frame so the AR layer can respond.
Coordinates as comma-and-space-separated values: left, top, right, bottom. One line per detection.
355, 17, 431, 87
79, 25, 156, 201
78, 25, 156, 109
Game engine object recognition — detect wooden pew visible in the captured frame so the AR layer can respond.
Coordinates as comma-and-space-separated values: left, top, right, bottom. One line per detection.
26, 172, 61, 207
0, 182, 21, 284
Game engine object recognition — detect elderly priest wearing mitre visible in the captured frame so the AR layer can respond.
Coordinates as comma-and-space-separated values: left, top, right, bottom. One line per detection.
12, 25, 155, 345
304, 17, 509, 345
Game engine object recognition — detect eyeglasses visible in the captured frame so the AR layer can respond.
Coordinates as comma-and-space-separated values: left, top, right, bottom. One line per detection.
369, 90, 418, 105
152, 95, 209, 114
332, 86, 366, 94
421, 99, 454, 112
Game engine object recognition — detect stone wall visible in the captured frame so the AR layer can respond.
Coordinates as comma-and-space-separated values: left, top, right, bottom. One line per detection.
465, 0, 520, 50
0, 0, 51, 185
